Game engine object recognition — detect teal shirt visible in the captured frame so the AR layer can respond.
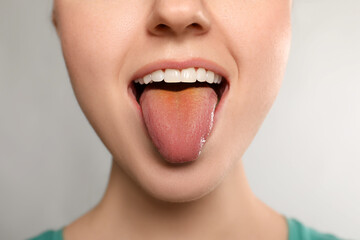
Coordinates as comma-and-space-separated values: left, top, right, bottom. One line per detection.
28, 217, 343, 240
287, 218, 342, 240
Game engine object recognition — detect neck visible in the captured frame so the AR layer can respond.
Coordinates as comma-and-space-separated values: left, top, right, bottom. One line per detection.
65, 158, 287, 240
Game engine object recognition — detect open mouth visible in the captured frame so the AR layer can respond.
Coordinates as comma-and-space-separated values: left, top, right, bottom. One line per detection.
131, 68, 227, 105
129, 67, 229, 165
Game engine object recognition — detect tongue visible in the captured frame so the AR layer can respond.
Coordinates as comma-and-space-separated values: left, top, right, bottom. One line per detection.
140, 83, 217, 164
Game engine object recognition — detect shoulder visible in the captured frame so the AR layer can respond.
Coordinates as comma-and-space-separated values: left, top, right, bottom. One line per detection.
287, 218, 343, 240
27, 228, 64, 240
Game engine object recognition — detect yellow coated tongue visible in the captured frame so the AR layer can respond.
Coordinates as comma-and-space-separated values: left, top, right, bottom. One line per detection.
140, 83, 217, 163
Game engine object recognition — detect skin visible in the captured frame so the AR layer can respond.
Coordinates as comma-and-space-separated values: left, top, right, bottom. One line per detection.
53, 0, 292, 239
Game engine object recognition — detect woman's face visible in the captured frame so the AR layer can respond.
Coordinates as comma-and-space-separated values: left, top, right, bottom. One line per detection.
54, 0, 291, 202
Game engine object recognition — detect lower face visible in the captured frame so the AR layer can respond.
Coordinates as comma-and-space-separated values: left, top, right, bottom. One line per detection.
54, 0, 291, 202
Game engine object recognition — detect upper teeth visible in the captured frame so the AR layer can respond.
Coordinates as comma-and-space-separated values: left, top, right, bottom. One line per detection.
134, 68, 222, 85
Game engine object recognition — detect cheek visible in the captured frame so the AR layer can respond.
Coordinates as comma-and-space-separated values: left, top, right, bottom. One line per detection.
212, 1, 291, 152
221, 0, 291, 107
54, 1, 149, 156
227, 1, 291, 86
56, 0, 143, 94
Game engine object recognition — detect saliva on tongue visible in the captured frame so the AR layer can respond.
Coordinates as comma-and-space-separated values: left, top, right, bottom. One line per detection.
140, 83, 217, 164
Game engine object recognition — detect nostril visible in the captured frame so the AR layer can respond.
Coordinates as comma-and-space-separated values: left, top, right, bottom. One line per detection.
155, 24, 170, 32
153, 22, 204, 36
190, 23, 202, 30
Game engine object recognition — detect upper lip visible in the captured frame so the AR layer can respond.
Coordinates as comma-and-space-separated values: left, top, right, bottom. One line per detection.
129, 57, 230, 84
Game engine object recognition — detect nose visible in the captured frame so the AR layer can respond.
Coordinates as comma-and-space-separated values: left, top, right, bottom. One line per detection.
147, 0, 211, 37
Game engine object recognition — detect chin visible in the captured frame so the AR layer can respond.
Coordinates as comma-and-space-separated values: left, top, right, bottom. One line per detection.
115, 143, 236, 203
138, 171, 223, 203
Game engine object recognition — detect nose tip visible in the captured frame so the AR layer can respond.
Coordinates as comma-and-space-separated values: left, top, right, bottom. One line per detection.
147, 0, 210, 36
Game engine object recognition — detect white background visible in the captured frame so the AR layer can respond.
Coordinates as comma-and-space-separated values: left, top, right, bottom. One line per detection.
0, 1, 359, 239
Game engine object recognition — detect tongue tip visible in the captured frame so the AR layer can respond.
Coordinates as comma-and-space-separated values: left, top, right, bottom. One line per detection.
157, 140, 203, 164
163, 153, 199, 164
164, 157, 197, 164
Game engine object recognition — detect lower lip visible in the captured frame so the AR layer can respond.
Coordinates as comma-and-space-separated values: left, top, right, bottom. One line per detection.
127, 81, 230, 163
